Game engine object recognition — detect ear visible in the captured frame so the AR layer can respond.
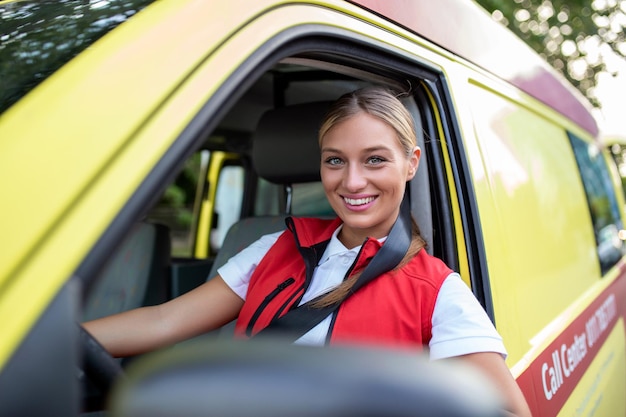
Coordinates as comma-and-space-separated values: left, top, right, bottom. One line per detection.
406, 146, 421, 181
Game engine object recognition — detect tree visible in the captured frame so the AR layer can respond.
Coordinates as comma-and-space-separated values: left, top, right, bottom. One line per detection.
475, 0, 626, 108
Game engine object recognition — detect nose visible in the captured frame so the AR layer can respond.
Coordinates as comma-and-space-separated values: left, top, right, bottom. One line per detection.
343, 164, 367, 191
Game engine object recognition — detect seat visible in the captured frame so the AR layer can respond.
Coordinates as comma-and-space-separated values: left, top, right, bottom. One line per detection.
207, 101, 332, 280
83, 222, 171, 321
401, 97, 433, 253
207, 216, 288, 280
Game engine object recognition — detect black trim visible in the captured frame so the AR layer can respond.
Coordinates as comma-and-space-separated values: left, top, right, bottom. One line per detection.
414, 87, 457, 268
240, 156, 257, 219
423, 78, 494, 322
0, 282, 80, 417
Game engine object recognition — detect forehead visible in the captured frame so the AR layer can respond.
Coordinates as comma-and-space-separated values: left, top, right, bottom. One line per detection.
321, 112, 401, 150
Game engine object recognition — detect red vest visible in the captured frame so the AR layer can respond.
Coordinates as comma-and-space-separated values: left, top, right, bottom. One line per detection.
234, 217, 452, 349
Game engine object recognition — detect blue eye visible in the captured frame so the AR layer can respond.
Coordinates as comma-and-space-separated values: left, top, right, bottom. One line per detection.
367, 156, 385, 165
325, 157, 343, 166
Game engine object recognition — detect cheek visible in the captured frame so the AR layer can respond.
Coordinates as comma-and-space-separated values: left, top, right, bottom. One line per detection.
320, 168, 338, 188
320, 172, 332, 197
382, 172, 409, 196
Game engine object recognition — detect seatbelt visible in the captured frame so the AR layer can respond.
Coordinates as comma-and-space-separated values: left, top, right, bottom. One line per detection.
255, 194, 413, 343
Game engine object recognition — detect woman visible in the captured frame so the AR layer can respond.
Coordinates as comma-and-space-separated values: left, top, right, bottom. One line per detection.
85, 87, 532, 417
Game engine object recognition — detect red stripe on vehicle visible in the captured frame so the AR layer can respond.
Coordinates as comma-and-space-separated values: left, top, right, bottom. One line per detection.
516, 264, 626, 417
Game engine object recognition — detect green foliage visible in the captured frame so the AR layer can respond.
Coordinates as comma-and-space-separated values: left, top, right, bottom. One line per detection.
475, 0, 626, 108
151, 152, 203, 230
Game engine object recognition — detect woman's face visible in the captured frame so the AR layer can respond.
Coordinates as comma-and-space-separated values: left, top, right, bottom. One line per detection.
320, 112, 420, 247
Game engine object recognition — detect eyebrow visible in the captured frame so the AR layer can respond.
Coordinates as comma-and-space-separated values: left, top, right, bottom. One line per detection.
320, 145, 393, 154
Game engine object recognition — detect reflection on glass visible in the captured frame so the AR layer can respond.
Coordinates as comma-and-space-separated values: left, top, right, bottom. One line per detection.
0, 0, 155, 114
570, 133, 625, 273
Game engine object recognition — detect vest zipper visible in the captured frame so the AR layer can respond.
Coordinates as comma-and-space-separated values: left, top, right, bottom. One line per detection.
271, 283, 306, 322
246, 277, 296, 337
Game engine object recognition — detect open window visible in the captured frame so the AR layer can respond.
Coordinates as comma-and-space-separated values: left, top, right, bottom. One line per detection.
135, 54, 462, 298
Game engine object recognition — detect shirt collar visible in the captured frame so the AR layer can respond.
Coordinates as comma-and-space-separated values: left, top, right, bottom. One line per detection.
318, 225, 387, 265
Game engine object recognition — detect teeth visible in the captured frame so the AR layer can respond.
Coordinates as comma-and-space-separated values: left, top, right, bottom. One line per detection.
344, 196, 375, 205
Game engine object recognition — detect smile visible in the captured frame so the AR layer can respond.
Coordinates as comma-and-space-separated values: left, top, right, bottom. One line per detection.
343, 196, 376, 206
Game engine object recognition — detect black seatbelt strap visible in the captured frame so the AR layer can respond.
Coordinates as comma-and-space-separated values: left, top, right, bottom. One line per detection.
255, 194, 413, 342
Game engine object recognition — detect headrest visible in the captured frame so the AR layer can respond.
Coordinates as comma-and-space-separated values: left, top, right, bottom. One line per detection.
252, 101, 331, 184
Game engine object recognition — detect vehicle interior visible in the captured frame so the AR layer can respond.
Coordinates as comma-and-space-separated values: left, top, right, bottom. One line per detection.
76, 54, 500, 416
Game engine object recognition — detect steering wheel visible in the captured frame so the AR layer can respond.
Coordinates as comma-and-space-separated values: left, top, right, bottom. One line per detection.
78, 325, 124, 410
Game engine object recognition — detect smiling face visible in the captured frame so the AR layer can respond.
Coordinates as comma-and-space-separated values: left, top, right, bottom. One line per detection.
320, 111, 420, 248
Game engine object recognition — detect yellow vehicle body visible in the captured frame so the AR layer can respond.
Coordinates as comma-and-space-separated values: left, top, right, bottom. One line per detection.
1, 0, 624, 415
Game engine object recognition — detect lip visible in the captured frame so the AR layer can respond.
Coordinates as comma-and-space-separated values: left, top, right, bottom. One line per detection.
341, 195, 377, 211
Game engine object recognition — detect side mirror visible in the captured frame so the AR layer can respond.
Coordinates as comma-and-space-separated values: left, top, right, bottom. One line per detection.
108, 339, 507, 417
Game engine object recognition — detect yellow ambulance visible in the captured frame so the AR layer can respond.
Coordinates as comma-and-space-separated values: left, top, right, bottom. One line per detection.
1, 0, 624, 416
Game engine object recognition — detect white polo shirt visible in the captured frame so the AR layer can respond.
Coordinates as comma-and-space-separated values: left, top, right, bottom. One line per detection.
218, 227, 506, 360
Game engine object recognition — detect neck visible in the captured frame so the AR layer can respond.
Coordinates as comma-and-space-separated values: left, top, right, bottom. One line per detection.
337, 229, 363, 249
338, 227, 387, 249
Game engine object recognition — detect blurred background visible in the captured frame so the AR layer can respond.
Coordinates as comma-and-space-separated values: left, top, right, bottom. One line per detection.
476, 0, 626, 135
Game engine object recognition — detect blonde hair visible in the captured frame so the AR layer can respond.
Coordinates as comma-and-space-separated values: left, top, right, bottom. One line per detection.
319, 86, 417, 157
313, 87, 426, 308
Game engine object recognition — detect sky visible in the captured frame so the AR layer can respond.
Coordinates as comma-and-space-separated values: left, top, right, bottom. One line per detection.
592, 49, 626, 137
595, 74, 626, 136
